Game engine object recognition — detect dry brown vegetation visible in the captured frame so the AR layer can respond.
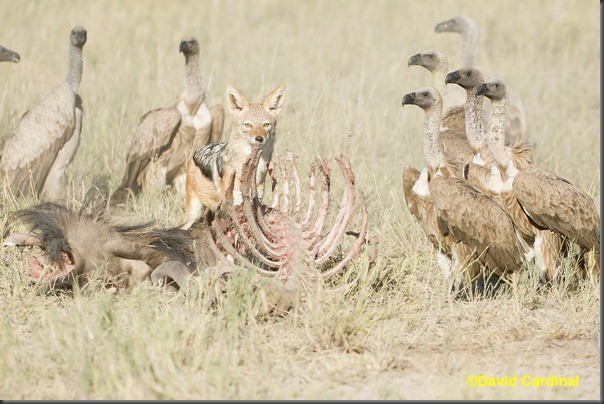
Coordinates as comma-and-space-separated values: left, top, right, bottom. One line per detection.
0, 0, 600, 399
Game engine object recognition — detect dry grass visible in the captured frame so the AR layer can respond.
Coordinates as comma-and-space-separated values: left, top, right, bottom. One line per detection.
0, 0, 600, 399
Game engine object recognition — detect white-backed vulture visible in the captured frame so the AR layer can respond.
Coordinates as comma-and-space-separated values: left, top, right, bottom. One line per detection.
471, 80, 559, 279
443, 66, 498, 187
400, 87, 462, 293
435, 15, 530, 146
407, 49, 473, 162
408, 49, 466, 119
401, 87, 526, 294
0, 26, 86, 201
111, 36, 224, 205
444, 67, 489, 159
514, 169, 600, 275
0, 45, 20, 63
475, 80, 599, 279
447, 73, 545, 269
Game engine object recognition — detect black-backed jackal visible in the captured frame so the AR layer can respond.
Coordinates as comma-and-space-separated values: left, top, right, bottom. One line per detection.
181, 84, 285, 229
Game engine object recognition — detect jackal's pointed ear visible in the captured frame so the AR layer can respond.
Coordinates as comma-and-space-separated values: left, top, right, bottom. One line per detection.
226, 84, 249, 114
263, 84, 285, 117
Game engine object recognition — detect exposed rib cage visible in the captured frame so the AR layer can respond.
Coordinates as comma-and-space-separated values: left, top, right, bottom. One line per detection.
199, 145, 377, 291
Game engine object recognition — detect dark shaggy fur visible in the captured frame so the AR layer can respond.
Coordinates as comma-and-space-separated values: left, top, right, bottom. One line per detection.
128, 227, 196, 269
5, 201, 197, 273
7, 203, 76, 266
193, 141, 227, 180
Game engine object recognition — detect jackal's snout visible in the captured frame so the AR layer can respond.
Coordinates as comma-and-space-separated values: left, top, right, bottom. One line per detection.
250, 125, 269, 144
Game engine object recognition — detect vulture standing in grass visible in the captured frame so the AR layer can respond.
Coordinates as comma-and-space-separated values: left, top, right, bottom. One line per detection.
435, 15, 530, 146
401, 87, 461, 293
111, 36, 224, 205
445, 71, 558, 280
402, 87, 527, 295
474, 80, 599, 279
0, 45, 20, 63
0, 26, 87, 201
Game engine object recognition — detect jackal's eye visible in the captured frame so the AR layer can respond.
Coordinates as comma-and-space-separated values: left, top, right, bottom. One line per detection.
244, 123, 252, 129
263, 123, 270, 128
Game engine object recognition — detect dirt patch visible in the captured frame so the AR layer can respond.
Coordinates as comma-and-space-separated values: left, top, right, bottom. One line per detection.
311, 338, 600, 399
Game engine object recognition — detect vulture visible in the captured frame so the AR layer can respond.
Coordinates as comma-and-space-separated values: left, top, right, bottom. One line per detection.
474, 80, 599, 279
444, 67, 490, 161
408, 49, 466, 117
0, 26, 87, 201
444, 72, 560, 281
0, 44, 20, 63
111, 36, 224, 205
407, 49, 472, 162
435, 15, 531, 146
402, 87, 527, 295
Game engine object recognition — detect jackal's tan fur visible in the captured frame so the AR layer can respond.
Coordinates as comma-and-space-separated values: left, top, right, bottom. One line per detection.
181, 84, 285, 229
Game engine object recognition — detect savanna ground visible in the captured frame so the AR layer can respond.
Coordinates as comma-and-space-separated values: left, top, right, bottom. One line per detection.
0, 0, 600, 400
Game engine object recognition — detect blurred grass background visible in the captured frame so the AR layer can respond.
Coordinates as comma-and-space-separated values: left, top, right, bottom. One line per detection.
0, 0, 600, 399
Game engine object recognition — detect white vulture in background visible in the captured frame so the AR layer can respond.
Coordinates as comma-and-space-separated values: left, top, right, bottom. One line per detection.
0, 45, 20, 63
474, 80, 600, 279
111, 36, 224, 205
435, 15, 531, 146
0, 26, 87, 201
401, 87, 527, 295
